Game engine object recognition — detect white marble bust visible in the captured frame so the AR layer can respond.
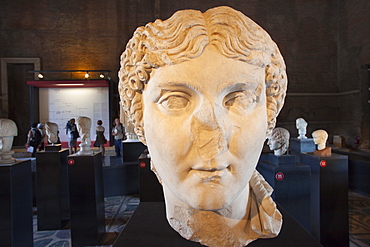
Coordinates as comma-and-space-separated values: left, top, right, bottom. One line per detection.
296, 118, 308, 139
312, 129, 328, 150
268, 127, 290, 156
0, 118, 18, 163
45, 121, 59, 144
312, 129, 331, 156
118, 6, 287, 246
76, 116, 91, 144
76, 116, 93, 155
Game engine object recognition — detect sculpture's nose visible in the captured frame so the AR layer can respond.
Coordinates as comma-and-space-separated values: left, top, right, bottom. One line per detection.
267, 138, 271, 145
191, 100, 227, 161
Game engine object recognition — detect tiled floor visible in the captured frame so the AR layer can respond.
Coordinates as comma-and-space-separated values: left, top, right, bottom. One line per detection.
349, 191, 370, 247
33, 195, 139, 247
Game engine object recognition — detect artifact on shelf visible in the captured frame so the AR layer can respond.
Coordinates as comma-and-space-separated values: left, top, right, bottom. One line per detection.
118, 6, 288, 246
0, 118, 18, 163
45, 121, 59, 144
76, 116, 93, 155
312, 129, 332, 156
268, 127, 290, 156
296, 118, 308, 139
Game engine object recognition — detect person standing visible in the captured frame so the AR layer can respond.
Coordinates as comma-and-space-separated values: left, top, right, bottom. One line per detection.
95, 120, 107, 156
65, 118, 79, 154
111, 118, 125, 157
37, 123, 45, 151
26, 123, 42, 157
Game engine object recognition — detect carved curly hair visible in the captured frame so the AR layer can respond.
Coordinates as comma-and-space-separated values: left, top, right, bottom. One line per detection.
270, 127, 290, 155
118, 6, 287, 144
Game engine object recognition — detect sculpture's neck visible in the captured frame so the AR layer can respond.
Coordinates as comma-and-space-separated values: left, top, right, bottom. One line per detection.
297, 132, 307, 139
161, 171, 282, 246
317, 143, 326, 150
163, 183, 254, 246
274, 149, 283, 156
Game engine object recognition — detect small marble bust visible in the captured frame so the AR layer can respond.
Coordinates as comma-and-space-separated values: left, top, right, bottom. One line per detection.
118, 6, 288, 246
76, 116, 91, 144
268, 127, 290, 156
76, 116, 93, 155
0, 118, 18, 163
296, 118, 308, 139
45, 122, 59, 144
312, 129, 331, 156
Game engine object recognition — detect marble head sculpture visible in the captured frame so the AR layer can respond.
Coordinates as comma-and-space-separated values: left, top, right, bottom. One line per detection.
296, 118, 308, 139
76, 116, 91, 144
0, 118, 18, 163
76, 116, 93, 155
45, 122, 59, 144
118, 6, 287, 246
0, 118, 18, 152
312, 129, 328, 150
267, 127, 290, 156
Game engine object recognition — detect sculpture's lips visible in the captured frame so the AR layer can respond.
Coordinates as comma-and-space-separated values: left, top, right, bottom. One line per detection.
191, 166, 230, 182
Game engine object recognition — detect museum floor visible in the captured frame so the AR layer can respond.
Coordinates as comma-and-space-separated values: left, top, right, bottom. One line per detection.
33, 195, 139, 246
349, 191, 370, 247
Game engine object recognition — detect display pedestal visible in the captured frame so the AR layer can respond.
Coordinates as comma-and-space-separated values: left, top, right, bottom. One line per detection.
257, 154, 311, 231
68, 152, 105, 246
333, 148, 370, 195
314, 147, 332, 157
290, 138, 315, 162
300, 153, 348, 247
45, 144, 62, 151
260, 154, 296, 166
291, 138, 315, 153
122, 140, 146, 162
138, 156, 164, 202
0, 160, 33, 247
36, 149, 69, 230
103, 159, 139, 196
113, 201, 321, 247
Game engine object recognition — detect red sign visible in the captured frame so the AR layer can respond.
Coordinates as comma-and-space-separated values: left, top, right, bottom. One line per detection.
139, 162, 146, 168
275, 172, 284, 181
320, 160, 327, 167
68, 159, 75, 165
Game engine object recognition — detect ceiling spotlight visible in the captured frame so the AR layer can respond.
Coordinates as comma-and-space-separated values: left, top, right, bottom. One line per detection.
85, 72, 89, 79
99, 72, 105, 78
37, 73, 44, 79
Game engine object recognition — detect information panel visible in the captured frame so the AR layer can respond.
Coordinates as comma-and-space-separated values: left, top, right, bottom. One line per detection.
39, 87, 110, 143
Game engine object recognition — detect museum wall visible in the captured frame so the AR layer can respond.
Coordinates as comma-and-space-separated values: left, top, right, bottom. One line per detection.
337, 0, 370, 148
0, 0, 369, 148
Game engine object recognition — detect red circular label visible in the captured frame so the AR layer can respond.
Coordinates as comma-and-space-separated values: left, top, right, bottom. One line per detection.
68, 159, 75, 165
139, 162, 146, 168
320, 160, 327, 167
275, 172, 284, 181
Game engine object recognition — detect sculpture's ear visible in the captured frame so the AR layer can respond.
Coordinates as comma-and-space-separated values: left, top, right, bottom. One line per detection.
266, 125, 273, 140
266, 130, 271, 140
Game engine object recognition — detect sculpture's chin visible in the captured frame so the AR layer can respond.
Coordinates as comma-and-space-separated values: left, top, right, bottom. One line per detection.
182, 191, 232, 211
169, 179, 241, 212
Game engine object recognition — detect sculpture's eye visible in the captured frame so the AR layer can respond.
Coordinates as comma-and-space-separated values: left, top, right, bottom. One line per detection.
158, 92, 190, 110
224, 90, 256, 114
